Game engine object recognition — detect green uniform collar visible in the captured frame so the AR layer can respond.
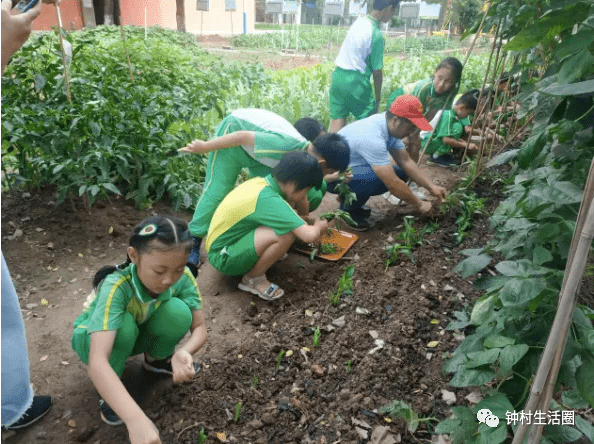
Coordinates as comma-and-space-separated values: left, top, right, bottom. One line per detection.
264, 174, 287, 201
129, 263, 173, 304
367, 15, 380, 28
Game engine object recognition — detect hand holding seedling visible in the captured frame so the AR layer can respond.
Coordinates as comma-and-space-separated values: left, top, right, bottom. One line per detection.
313, 218, 329, 239
171, 349, 195, 383
418, 200, 433, 216
429, 185, 447, 202
178, 139, 208, 154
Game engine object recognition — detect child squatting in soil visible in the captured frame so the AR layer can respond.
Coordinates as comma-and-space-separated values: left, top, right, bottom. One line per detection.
421, 92, 479, 167
71, 215, 206, 444
205, 151, 330, 301
385, 57, 464, 162
178, 108, 350, 274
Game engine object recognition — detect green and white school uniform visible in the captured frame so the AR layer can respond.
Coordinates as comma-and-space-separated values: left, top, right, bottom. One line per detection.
206, 175, 305, 276
386, 78, 458, 115
421, 110, 464, 156
189, 109, 324, 239
71, 264, 202, 376
329, 15, 385, 120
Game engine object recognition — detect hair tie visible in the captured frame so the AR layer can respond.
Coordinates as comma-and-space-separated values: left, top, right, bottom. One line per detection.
139, 224, 157, 236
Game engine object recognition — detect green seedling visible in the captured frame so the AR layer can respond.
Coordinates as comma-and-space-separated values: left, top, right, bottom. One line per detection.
328, 264, 355, 306
312, 327, 321, 347
455, 194, 485, 244
380, 400, 437, 433
346, 360, 352, 373
275, 350, 285, 371
234, 401, 242, 422
252, 375, 258, 389
335, 167, 357, 207
197, 428, 207, 444
385, 217, 436, 269
318, 210, 357, 227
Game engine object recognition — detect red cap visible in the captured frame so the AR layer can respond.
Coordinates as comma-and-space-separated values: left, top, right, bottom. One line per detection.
389, 95, 433, 131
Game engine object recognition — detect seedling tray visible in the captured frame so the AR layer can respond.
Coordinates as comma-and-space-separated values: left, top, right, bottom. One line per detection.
293, 228, 358, 261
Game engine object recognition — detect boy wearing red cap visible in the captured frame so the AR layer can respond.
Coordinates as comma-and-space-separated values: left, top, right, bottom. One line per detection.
328, 0, 400, 133
328, 95, 447, 230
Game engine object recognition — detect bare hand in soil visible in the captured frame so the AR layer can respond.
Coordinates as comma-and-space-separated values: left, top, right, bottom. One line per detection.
313, 218, 329, 239
430, 185, 447, 202
171, 349, 195, 383
127, 414, 161, 444
418, 200, 433, 216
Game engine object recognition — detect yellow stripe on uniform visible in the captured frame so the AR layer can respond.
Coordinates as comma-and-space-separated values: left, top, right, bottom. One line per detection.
184, 268, 203, 305
205, 177, 268, 251
103, 276, 128, 330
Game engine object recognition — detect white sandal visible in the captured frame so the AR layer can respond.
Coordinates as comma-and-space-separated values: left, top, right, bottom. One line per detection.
238, 275, 285, 301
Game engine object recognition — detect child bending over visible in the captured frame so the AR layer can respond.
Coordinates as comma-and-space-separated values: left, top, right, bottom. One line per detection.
423, 93, 478, 167
71, 216, 206, 444
205, 151, 330, 301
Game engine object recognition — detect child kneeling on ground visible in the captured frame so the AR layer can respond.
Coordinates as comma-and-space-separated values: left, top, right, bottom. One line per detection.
423, 93, 478, 168
205, 151, 330, 301
71, 216, 207, 443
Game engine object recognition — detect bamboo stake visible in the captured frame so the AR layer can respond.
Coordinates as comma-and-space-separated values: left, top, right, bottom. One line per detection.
54, 3, 72, 103
512, 159, 594, 444
461, 19, 500, 164
117, 0, 135, 83
484, 52, 508, 163
472, 21, 503, 175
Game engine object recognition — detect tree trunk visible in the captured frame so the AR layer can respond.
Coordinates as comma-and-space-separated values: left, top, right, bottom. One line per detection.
176, 0, 186, 32
104, 0, 114, 25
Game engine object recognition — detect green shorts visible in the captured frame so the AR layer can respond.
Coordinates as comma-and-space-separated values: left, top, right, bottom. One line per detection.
329, 67, 375, 120
207, 230, 259, 276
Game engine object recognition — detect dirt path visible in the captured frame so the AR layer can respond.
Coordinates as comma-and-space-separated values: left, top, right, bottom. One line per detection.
1, 163, 466, 443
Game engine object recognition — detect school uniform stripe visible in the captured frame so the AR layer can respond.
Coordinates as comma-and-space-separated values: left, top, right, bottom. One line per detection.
102, 276, 128, 330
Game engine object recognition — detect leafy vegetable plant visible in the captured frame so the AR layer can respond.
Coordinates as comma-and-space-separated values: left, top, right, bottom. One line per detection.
312, 327, 321, 348
385, 217, 436, 268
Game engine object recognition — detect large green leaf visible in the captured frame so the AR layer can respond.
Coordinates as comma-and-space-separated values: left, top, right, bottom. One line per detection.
465, 348, 501, 368
541, 79, 594, 96
499, 278, 547, 306
476, 393, 514, 419
449, 368, 494, 387
479, 423, 508, 444
454, 254, 492, 278
471, 295, 495, 325
575, 416, 594, 443
544, 425, 583, 443
553, 27, 594, 60
558, 49, 594, 84
484, 335, 515, 348
498, 344, 530, 374
576, 361, 594, 407
505, 3, 589, 50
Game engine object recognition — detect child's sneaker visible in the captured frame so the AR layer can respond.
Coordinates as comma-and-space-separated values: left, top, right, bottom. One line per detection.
143, 355, 200, 376
186, 236, 202, 277
99, 399, 123, 426
1, 396, 52, 430
428, 153, 457, 168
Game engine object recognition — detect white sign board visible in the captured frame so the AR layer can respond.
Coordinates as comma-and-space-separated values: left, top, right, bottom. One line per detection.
419, 2, 440, 19
349, 0, 366, 16
283, 0, 299, 13
399, 2, 420, 19
265, 0, 283, 13
324, 0, 344, 16
225, 0, 236, 11
196, 0, 209, 10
